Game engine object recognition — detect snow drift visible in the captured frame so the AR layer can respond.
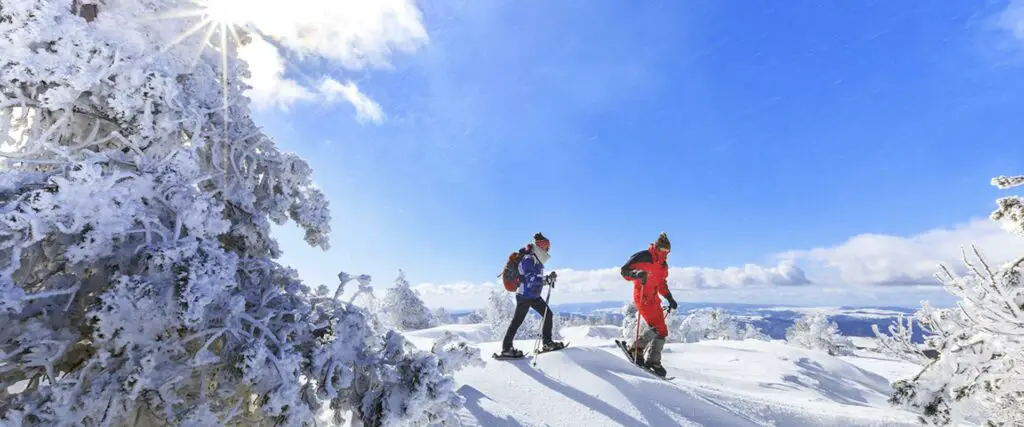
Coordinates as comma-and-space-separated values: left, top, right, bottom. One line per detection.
403, 325, 936, 426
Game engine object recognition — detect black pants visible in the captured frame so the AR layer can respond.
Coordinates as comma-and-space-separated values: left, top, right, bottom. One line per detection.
502, 296, 553, 350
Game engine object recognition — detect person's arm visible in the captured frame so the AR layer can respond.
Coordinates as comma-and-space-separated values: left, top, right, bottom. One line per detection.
620, 250, 652, 281
659, 263, 678, 309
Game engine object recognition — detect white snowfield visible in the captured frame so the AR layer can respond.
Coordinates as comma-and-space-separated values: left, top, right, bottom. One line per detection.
405, 325, 939, 427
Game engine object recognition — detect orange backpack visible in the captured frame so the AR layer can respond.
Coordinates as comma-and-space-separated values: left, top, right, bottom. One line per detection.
499, 247, 529, 292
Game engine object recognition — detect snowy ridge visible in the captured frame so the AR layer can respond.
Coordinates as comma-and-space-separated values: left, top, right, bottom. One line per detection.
405, 325, 937, 426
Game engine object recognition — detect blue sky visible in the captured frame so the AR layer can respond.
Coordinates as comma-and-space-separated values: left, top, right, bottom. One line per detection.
247, 1, 1024, 309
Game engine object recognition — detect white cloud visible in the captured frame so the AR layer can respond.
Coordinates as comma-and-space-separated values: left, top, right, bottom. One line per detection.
238, 38, 315, 110
997, 0, 1024, 40
319, 79, 384, 124
780, 218, 1022, 287
411, 217, 1022, 310
412, 262, 811, 310
222, 0, 428, 119
413, 281, 500, 310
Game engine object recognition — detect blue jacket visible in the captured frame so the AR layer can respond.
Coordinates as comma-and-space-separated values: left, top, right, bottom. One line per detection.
517, 250, 545, 300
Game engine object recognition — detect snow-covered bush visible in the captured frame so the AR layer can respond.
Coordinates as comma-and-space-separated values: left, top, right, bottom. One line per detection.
483, 289, 558, 341
620, 301, 641, 340
359, 330, 484, 427
871, 313, 930, 364
675, 308, 767, 343
458, 310, 484, 325
889, 175, 1024, 426
432, 307, 453, 326
0, 2, 472, 425
785, 313, 854, 356
381, 270, 432, 331
620, 303, 766, 343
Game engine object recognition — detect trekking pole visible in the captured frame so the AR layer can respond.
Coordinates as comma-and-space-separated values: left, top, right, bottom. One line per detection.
532, 274, 556, 367
633, 304, 641, 365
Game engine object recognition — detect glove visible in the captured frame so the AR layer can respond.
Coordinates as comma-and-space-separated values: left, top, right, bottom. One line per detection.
629, 270, 647, 284
665, 294, 678, 311
545, 272, 557, 288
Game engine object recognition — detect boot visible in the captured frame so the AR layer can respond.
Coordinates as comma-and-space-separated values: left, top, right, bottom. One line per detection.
644, 337, 667, 376
499, 347, 523, 358
542, 341, 566, 352
625, 345, 645, 366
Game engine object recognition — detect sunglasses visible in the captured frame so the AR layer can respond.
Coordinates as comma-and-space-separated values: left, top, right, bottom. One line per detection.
537, 241, 551, 250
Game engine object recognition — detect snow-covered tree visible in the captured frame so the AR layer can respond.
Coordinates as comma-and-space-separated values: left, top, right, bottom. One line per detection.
740, 322, 770, 341
620, 301, 641, 341
458, 310, 484, 325
432, 307, 453, 326
381, 270, 432, 331
675, 308, 767, 343
0, 2, 474, 425
889, 175, 1024, 426
785, 313, 854, 356
871, 313, 930, 364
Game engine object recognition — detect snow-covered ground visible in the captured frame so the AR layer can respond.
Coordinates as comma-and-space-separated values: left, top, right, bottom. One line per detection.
404, 325, 940, 426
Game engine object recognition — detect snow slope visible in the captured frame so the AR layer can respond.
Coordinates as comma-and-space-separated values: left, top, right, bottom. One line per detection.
406, 325, 938, 426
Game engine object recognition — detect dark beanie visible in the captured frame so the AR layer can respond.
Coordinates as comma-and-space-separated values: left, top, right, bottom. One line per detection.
655, 232, 670, 250
534, 232, 549, 242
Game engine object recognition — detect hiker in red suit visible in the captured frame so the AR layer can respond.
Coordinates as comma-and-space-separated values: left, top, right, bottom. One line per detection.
620, 232, 678, 377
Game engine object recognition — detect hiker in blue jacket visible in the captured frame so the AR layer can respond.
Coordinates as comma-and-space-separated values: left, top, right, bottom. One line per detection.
500, 233, 567, 357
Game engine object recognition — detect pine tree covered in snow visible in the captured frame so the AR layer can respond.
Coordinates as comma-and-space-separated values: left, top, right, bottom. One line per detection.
0, 2, 475, 425
620, 301, 641, 340
432, 307, 453, 326
381, 270, 432, 331
785, 313, 854, 356
889, 176, 1024, 426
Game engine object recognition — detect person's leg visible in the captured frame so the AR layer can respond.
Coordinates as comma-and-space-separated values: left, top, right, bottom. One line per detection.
637, 304, 666, 355
528, 297, 554, 343
502, 299, 532, 351
639, 306, 668, 376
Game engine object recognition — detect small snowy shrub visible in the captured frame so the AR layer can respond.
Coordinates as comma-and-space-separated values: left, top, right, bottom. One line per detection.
785, 313, 854, 356
381, 270, 432, 331
458, 310, 484, 325
673, 308, 767, 343
871, 313, 931, 364
889, 175, 1024, 426
432, 307, 453, 326
620, 301, 641, 340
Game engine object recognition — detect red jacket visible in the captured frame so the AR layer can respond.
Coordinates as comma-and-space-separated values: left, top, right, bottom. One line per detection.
620, 244, 672, 307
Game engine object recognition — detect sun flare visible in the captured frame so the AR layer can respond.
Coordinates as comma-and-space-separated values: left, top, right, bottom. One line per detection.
193, 0, 258, 26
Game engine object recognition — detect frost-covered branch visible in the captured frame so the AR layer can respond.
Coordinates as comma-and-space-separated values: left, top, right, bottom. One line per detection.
890, 174, 1024, 426
871, 313, 930, 364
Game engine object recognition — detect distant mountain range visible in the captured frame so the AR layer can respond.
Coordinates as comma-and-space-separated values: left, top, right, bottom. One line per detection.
453, 300, 931, 343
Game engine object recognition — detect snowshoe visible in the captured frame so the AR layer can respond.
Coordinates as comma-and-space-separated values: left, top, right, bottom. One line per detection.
614, 340, 645, 366
492, 348, 525, 360
541, 341, 568, 352
613, 341, 676, 380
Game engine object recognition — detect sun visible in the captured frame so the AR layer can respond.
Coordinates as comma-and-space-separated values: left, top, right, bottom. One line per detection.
193, 0, 252, 26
